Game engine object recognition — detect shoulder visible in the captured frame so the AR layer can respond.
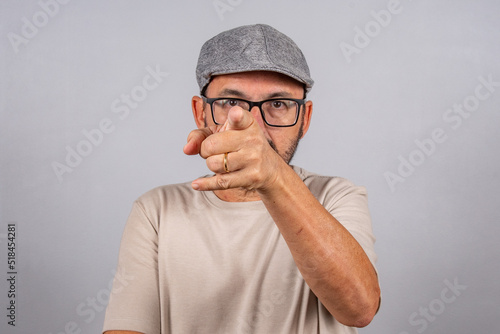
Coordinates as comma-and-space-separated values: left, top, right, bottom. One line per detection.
292, 165, 368, 200
134, 181, 197, 210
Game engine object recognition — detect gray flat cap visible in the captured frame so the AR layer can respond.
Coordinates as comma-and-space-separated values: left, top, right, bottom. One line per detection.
196, 24, 314, 94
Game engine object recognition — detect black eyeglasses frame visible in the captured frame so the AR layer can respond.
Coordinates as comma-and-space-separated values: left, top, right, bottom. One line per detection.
202, 96, 306, 128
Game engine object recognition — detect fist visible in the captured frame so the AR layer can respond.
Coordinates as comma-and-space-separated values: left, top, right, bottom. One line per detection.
184, 106, 283, 192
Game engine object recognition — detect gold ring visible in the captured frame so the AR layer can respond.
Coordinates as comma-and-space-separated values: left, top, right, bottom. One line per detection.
223, 152, 230, 173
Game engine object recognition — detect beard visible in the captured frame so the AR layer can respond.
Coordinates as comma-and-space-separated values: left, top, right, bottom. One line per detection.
268, 116, 304, 165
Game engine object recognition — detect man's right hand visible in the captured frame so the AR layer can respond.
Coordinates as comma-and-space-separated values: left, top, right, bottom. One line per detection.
183, 106, 284, 194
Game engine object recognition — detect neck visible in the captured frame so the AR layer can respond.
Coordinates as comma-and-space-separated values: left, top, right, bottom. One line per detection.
213, 188, 261, 202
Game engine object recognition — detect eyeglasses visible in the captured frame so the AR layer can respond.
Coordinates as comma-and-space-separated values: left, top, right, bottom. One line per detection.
202, 96, 305, 127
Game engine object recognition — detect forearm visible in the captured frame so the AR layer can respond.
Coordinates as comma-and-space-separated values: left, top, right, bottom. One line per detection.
258, 162, 380, 327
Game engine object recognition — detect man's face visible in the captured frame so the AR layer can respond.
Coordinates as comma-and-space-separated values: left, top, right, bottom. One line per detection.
195, 71, 313, 164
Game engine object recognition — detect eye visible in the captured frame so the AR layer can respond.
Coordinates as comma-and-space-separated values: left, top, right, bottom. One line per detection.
273, 101, 283, 109
220, 99, 240, 108
271, 101, 288, 109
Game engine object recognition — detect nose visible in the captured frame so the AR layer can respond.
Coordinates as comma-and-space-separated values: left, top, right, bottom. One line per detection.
249, 106, 266, 128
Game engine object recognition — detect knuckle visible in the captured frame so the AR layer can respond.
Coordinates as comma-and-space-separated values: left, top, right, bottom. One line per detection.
187, 129, 199, 140
202, 137, 217, 155
206, 157, 217, 171
248, 167, 262, 184
245, 150, 263, 170
216, 175, 231, 189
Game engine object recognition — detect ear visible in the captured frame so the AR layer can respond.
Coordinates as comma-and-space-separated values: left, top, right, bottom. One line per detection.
191, 96, 206, 129
300, 100, 313, 138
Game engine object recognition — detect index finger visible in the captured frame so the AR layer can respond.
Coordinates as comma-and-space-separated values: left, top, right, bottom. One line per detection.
225, 106, 254, 131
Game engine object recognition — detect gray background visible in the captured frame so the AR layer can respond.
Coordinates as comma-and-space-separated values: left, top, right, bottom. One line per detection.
1, 0, 499, 333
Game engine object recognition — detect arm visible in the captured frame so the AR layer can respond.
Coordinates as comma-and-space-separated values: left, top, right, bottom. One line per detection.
184, 107, 380, 327
255, 161, 380, 327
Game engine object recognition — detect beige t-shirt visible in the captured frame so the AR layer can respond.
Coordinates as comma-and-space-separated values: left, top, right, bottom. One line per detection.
103, 166, 377, 334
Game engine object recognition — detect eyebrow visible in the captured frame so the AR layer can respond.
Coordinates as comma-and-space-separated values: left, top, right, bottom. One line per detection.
217, 88, 295, 100
218, 89, 247, 98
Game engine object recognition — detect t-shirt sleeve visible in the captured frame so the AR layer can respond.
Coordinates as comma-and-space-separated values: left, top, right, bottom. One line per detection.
325, 179, 377, 268
302, 172, 378, 268
330, 181, 377, 268
102, 200, 161, 334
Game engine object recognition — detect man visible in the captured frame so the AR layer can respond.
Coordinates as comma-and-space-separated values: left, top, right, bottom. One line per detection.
103, 24, 380, 334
